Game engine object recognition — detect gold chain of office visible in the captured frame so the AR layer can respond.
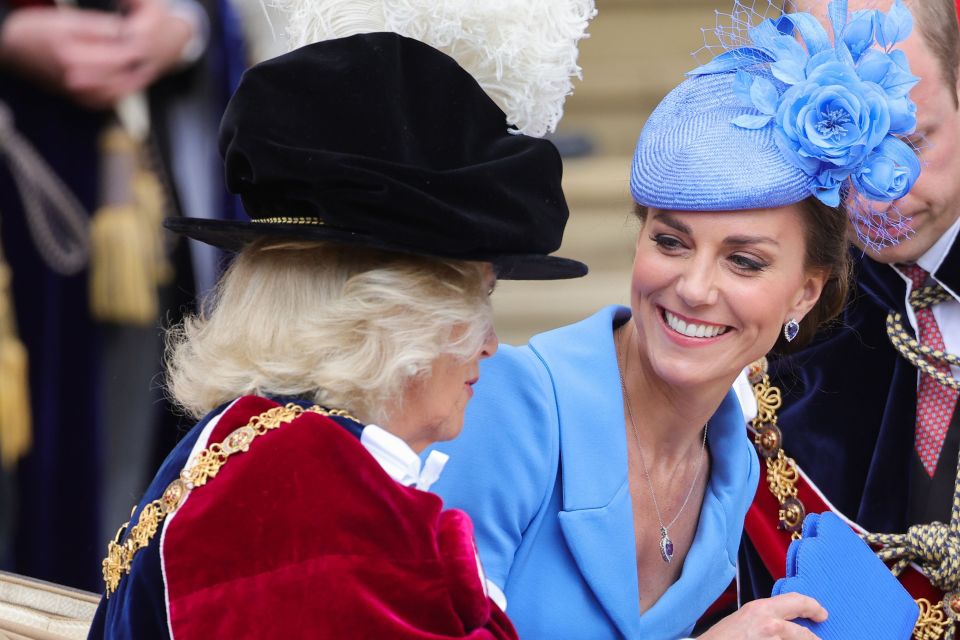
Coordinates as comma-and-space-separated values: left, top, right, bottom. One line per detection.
101, 403, 359, 597
748, 358, 807, 541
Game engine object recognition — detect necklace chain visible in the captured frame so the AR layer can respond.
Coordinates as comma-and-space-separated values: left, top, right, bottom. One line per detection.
615, 325, 708, 562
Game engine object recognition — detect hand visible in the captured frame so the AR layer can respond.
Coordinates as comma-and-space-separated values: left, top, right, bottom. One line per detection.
116, 0, 195, 89
698, 593, 828, 640
0, 6, 131, 107
0, 1, 194, 109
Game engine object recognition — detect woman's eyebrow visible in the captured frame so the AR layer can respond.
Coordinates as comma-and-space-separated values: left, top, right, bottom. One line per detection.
655, 212, 780, 247
724, 235, 780, 247
653, 211, 691, 235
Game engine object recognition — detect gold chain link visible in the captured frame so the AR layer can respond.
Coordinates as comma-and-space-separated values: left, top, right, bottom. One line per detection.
250, 216, 325, 225
748, 358, 805, 540
914, 599, 952, 640
101, 402, 359, 597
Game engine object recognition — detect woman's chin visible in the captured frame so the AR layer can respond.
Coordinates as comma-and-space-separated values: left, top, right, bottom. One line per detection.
646, 350, 742, 393
435, 416, 467, 444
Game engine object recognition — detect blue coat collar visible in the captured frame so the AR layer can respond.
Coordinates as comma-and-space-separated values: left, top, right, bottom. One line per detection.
529, 305, 757, 638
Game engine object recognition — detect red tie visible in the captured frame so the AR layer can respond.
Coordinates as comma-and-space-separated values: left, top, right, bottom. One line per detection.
904, 265, 959, 477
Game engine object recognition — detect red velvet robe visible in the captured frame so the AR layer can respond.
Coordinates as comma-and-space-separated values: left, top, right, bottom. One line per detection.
90, 396, 516, 639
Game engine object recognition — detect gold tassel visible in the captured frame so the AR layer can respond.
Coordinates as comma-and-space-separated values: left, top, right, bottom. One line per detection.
88, 125, 170, 325
131, 168, 173, 288
0, 258, 32, 470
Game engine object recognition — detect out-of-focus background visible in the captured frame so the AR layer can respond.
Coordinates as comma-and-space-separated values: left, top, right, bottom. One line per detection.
0, 0, 722, 592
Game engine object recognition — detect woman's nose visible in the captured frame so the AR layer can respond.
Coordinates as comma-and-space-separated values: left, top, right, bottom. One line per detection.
674, 261, 719, 308
479, 326, 499, 359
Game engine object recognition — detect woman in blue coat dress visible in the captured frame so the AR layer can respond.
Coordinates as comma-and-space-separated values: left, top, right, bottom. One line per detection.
431, 0, 924, 637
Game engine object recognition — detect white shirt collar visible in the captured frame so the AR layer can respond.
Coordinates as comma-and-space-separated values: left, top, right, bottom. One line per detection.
916, 217, 960, 277
360, 424, 449, 491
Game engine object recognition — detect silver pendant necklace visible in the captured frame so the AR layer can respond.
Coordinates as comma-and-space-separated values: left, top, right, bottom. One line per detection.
616, 325, 709, 564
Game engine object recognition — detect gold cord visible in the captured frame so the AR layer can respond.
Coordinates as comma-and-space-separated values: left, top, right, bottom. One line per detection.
749, 353, 960, 639
887, 283, 960, 391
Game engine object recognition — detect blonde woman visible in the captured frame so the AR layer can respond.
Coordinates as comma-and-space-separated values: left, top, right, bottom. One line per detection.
89, 33, 585, 639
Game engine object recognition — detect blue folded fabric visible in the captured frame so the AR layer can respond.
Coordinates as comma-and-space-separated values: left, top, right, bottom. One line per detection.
772, 512, 919, 639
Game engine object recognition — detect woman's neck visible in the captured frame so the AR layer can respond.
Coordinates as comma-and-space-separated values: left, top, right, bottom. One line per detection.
615, 321, 733, 461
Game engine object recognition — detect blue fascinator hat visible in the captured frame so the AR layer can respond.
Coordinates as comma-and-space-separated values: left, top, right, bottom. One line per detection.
630, 0, 921, 249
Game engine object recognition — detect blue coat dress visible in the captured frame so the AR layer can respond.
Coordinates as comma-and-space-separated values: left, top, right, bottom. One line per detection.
430, 305, 760, 639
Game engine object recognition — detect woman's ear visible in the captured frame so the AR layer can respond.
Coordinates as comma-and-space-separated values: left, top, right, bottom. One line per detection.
789, 268, 828, 322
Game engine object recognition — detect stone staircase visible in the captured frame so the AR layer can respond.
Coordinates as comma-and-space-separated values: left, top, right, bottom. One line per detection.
491, 0, 724, 345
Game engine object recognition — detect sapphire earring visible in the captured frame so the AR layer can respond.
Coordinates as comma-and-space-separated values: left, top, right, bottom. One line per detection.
784, 318, 800, 343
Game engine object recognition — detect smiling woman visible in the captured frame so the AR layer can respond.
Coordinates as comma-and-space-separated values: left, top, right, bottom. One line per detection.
634, 196, 849, 355
429, 1, 918, 638
629, 206, 827, 392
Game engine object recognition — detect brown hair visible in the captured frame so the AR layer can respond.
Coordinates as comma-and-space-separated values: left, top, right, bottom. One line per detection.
910, 0, 960, 107
632, 198, 850, 354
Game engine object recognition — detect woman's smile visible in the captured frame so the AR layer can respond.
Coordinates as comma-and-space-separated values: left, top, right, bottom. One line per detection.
657, 306, 732, 344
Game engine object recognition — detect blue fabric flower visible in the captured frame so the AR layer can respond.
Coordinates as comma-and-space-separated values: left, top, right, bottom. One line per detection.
843, 10, 879, 62
856, 49, 919, 133
852, 136, 920, 201
773, 62, 891, 205
689, 0, 921, 209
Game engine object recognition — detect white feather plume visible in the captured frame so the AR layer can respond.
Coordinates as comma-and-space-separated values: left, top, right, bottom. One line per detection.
271, 0, 596, 137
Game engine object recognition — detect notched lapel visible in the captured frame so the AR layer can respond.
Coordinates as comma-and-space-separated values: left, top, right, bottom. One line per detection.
558, 486, 641, 639
530, 306, 641, 638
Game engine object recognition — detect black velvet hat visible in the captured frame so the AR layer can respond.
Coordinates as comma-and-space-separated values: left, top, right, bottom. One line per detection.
165, 32, 587, 280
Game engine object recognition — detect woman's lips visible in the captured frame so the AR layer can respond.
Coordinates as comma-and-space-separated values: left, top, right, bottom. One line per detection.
660, 306, 730, 339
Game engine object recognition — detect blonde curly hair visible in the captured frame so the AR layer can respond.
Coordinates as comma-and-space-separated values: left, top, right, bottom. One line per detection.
165, 240, 494, 424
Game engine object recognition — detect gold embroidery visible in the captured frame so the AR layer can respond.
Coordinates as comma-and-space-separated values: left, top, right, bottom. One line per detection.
101, 403, 359, 597
914, 599, 950, 640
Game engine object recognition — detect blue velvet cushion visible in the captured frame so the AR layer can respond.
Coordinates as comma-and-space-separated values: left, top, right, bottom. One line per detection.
772, 512, 918, 639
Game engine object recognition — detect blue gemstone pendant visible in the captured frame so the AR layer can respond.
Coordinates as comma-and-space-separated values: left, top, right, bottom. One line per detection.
783, 319, 800, 343
659, 527, 674, 564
